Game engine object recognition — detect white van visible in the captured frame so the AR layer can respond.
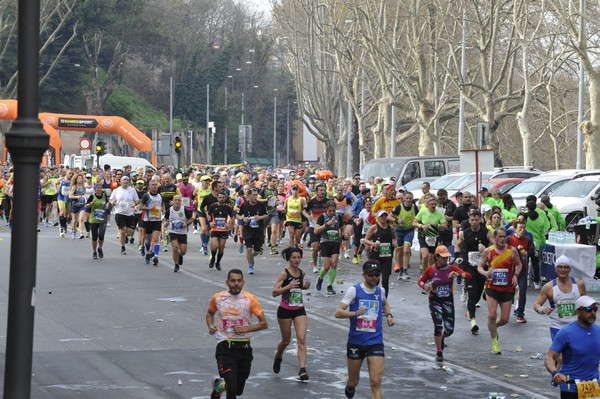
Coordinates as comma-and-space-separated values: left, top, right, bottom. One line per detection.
549, 174, 600, 229
360, 156, 460, 185
98, 154, 155, 171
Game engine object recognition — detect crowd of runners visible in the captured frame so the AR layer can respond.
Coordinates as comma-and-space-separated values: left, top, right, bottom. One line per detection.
3, 161, 597, 398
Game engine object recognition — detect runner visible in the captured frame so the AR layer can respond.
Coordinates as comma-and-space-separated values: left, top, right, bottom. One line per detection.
57, 169, 74, 237
332, 184, 355, 259
413, 195, 448, 272
68, 172, 87, 239
364, 209, 397, 298
477, 227, 522, 354
158, 173, 180, 251
418, 245, 471, 362
335, 260, 395, 399
508, 221, 534, 323
284, 184, 307, 248
134, 179, 147, 253
304, 183, 328, 273
139, 180, 164, 265
109, 176, 139, 254
272, 247, 311, 381
206, 269, 268, 399
259, 176, 281, 254
84, 183, 109, 259
314, 200, 345, 296
236, 188, 268, 275
165, 194, 194, 272
455, 208, 494, 333
207, 189, 235, 271
391, 191, 419, 279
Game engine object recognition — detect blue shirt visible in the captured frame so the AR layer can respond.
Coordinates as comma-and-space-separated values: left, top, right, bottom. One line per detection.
346, 283, 385, 346
350, 194, 364, 216
550, 321, 600, 392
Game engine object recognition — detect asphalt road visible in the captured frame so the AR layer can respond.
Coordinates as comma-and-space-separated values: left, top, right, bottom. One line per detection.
0, 223, 563, 398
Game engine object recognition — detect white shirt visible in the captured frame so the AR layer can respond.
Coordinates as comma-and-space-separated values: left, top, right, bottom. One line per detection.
110, 186, 139, 216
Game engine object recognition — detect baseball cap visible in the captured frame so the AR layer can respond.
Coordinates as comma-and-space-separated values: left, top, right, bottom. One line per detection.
291, 184, 299, 190
194, 170, 201, 175
85, 173, 92, 178
377, 210, 389, 217
435, 245, 452, 257
362, 260, 382, 273
554, 255, 572, 269
176, 173, 182, 180
136, 179, 145, 185
479, 187, 489, 193
278, 174, 285, 179
201, 175, 211, 181
481, 204, 491, 213
576, 295, 598, 309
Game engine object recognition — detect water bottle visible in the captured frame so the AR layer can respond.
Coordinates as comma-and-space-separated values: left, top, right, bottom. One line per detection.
442, 365, 454, 376
586, 217, 591, 230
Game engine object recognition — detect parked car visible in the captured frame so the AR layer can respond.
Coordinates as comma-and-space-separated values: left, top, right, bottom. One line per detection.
549, 174, 600, 229
360, 155, 460, 185
444, 167, 543, 197
408, 172, 468, 199
450, 178, 526, 204
508, 169, 600, 209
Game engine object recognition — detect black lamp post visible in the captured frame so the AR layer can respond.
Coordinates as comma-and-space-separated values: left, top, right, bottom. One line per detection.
3, 1, 48, 397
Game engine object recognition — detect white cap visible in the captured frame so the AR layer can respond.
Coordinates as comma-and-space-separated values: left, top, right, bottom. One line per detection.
554, 255, 572, 270
377, 210, 389, 217
575, 295, 598, 309
481, 204, 491, 213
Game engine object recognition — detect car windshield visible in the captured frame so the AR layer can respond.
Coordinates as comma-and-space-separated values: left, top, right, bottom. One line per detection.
361, 161, 404, 180
445, 173, 492, 190
551, 180, 599, 198
507, 180, 548, 197
431, 174, 464, 190
404, 179, 427, 191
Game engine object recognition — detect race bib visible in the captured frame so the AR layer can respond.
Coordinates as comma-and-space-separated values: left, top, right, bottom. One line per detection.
93, 209, 105, 221
326, 230, 339, 241
288, 289, 303, 307
215, 217, 226, 229
468, 251, 482, 267
556, 300, 577, 318
61, 186, 69, 196
249, 216, 259, 228
222, 316, 244, 333
492, 268, 509, 286
363, 223, 371, 234
435, 284, 451, 297
379, 242, 392, 257
171, 220, 185, 231
287, 209, 300, 219
150, 208, 161, 220
576, 379, 600, 399
425, 235, 437, 246
356, 316, 377, 333
181, 197, 190, 207
77, 196, 86, 206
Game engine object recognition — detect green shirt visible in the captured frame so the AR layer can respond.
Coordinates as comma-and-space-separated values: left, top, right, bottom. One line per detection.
416, 208, 446, 237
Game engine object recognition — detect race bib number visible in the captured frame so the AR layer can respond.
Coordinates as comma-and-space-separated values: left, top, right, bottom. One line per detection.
425, 235, 437, 246
249, 216, 259, 228
171, 220, 185, 231
575, 379, 600, 399
287, 209, 300, 219
556, 300, 577, 318
326, 230, 339, 241
181, 197, 190, 207
222, 316, 244, 333
215, 217, 226, 229
492, 268, 509, 286
77, 196, 86, 206
288, 289, 303, 307
356, 316, 377, 333
379, 242, 392, 257
93, 209, 105, 221
61, 186, 69, 196
468, 251, 482, 267
435, 284, 451, 297
363, 223, 371, 234
150, 208, 161, 220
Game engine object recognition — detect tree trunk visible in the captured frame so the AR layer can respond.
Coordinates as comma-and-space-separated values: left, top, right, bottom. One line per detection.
584, 77, 600, 169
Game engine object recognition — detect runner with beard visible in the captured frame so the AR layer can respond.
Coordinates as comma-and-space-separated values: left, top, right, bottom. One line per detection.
304, 183, 328, 273
165, 195, 194, 272
314, 201, 345, 296
236, 188, 268, 275
207, 190, 235, 271
413, 196, 448, 273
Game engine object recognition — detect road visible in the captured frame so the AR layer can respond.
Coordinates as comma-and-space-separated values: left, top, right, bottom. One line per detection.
0, 224, 561, 398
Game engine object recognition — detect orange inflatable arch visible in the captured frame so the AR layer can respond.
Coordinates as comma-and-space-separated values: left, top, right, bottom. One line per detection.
0, 100, 156, 166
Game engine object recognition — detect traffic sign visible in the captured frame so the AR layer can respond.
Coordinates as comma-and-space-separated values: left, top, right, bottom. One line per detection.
80, 149, 91, 156
79, 138, 91, 150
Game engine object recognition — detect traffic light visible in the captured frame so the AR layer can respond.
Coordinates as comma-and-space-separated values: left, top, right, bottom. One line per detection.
174, 136, 182, 154
96, 141, 106, 156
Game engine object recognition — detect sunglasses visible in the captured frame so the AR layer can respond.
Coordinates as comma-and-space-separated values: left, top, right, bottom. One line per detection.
366, 271, 381, 277
581, 305, 598, 313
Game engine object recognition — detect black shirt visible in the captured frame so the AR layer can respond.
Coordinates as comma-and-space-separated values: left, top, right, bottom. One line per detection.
238, 201, 267, 231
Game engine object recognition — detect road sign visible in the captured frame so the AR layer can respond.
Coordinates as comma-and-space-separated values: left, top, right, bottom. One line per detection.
80, 149, 91, 156
79, 138, 91, 150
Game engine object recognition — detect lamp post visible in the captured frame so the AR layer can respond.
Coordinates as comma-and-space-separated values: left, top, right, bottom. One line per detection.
273, 90, 277, 167
4, 1, 49, 397
286, 99, 290, 166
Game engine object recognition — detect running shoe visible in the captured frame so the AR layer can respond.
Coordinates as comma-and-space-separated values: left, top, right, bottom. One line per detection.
297, 367, 309, 381
140, 245, 146, 257
178, 254, 183, 266
352, 256, 359, 264
121, 246, 126, 255
233, 234, 238, 243
357, 253, 363, 262
193, 229, 198, 235
272, 352, 282, 374
317, 256, 323, 267
79, 233, 85, 239
460, 287, 467, 303
97, 248, 104, 259
270, 247, 279, 255
344, 384, 356, 399
402, 271, 410, 280
516, 316, 527, 323
211, 376, 226, 397
344, 250, 350, 259
316, 278, 323, 291
326, 285, 336, 295
215, 263, 221, 271
238, 244, 244, 254
491, 337, 501, 354
313, 266, 319, 274
145, 253, 151, 265
534, 282, 541, 289
202, 245, 208, 256
93, 252, 98, 260
258, 247, 263, 256
174, 264, 180, 273
470, 319, 479, 334
209, 257, 215, 269
393, 264, 401, 273
53, 221, 59, 227
248, 263, 254, 275
153, 256, 159, 266
72, 232, 77, 239
435, 351, 444, 362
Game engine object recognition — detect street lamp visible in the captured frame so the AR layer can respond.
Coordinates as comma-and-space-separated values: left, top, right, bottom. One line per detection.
273, 89, 278, 167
